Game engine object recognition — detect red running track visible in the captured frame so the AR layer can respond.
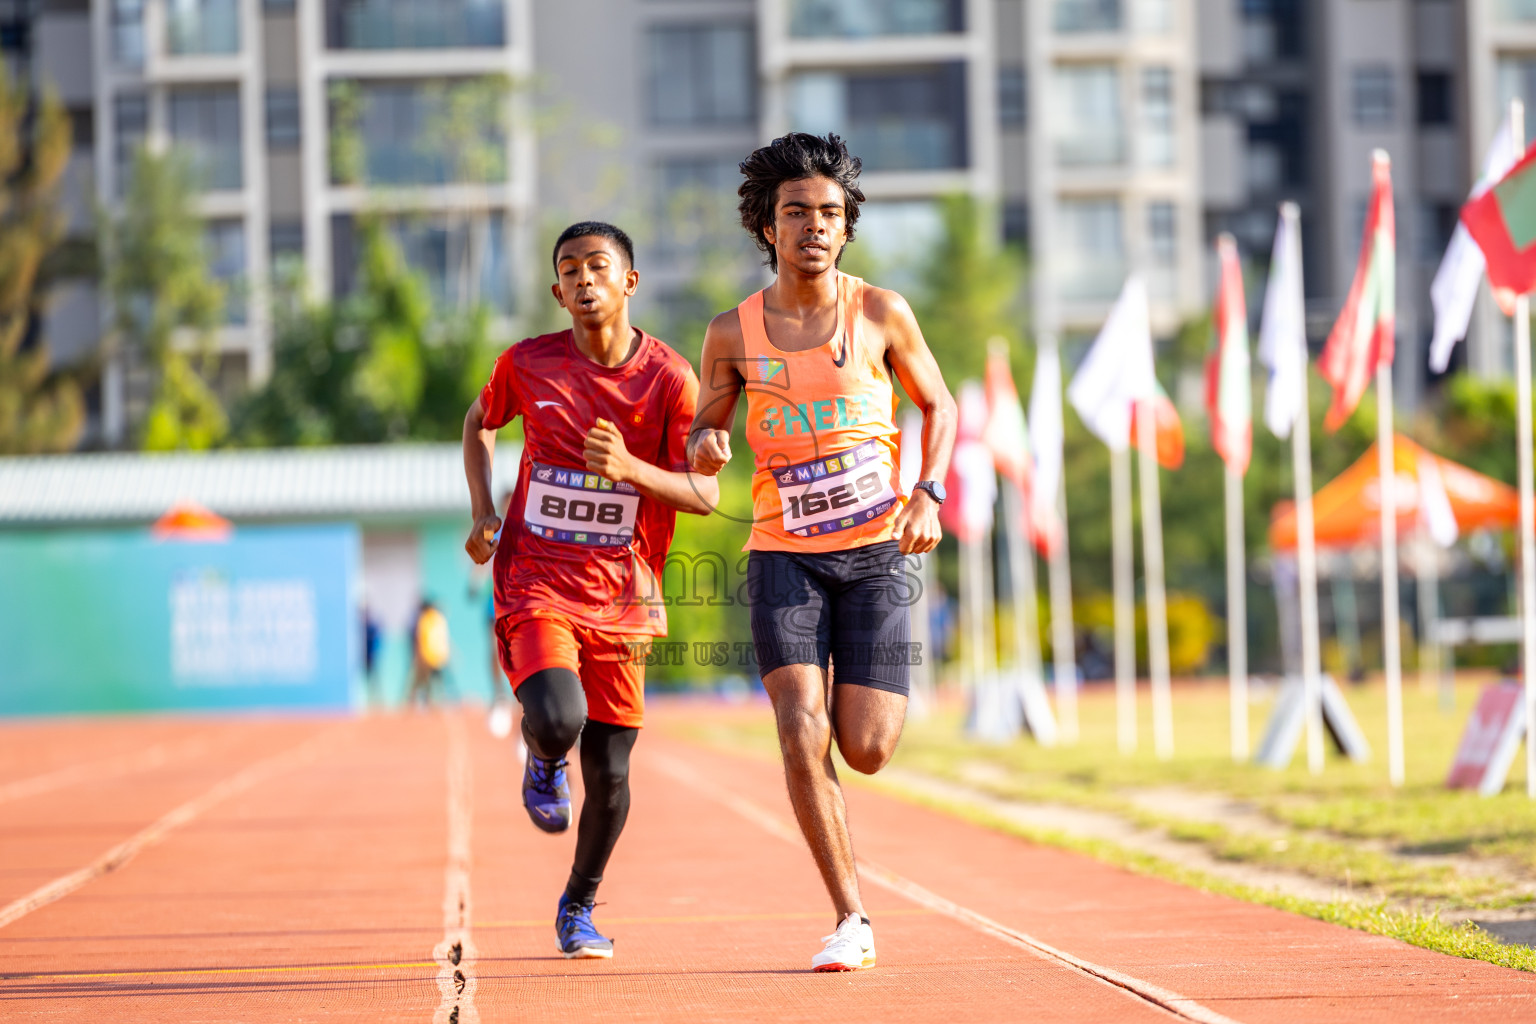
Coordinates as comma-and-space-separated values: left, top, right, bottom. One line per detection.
0, 704, 1533, 1022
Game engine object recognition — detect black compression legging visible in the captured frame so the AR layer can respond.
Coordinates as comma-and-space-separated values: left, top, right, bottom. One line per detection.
517, 667, 638, 906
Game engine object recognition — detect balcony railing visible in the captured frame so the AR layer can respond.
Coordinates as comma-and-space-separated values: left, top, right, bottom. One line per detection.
166, 0, 239, 55
788, 0, 962, 38
1054, 0, 1119, 33
846, 120, 962, 171
327, 0, 504, 50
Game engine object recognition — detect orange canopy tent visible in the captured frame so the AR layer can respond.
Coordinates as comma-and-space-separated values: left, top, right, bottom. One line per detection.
151, 501, 232, 541
1270, 435, 1517, 551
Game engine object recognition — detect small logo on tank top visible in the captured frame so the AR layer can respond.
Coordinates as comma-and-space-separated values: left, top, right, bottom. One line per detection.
831, 333, 849, 368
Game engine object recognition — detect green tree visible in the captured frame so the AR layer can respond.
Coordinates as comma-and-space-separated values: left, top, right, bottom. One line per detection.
907, 193, 1027, 384
0, 73, 85, 453
234, 221, 493, 445
100, 149, 228, 450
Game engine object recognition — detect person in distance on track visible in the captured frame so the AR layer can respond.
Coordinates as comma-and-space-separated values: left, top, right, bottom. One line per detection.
687, 133, 957, 972
463, 221, 717, 960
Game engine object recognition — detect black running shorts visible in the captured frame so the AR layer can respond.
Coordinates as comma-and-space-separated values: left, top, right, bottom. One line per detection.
746, 539, 913, 696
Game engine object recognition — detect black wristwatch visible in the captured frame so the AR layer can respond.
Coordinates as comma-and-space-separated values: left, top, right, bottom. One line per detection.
913, 480, 946, 505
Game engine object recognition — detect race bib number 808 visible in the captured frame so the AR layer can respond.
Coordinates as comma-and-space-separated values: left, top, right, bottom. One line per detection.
524, 461, 640, 546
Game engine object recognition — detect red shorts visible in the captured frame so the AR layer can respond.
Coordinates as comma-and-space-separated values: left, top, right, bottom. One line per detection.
495, 615, 649, 729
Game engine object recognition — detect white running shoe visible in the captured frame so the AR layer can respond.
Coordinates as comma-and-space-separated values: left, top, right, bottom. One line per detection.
811, 913, 876, 972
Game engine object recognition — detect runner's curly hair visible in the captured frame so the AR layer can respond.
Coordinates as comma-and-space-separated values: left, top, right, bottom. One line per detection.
738, 133, 864, 273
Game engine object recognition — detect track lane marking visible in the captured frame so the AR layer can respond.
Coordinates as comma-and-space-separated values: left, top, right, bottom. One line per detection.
433, 714, 477, 1024
475, 908, 936, 928
0, 726, 344, 932
0, 732, 220, 807
652, 751, 1242, 1024
4, 960, 438, 982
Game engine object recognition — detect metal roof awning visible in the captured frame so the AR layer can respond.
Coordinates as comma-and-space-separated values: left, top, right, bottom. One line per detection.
0, 444, 522, 526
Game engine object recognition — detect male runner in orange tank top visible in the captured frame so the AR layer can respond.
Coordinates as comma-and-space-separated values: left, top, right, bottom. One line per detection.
687, 133, 957, 972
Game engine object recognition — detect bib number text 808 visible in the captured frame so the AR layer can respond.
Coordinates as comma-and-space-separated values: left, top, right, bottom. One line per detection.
539, 494, 627, 525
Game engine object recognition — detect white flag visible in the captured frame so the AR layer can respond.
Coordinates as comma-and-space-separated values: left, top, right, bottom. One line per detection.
1258, 204, 1307, 439
1028, 344, 1064, 527
1067, 276, 1155, 451
1430, 116, 1518, 373
1417, 451, 1459, 549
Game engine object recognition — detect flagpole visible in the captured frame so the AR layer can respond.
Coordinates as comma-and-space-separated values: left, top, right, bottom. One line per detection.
1112, 444, 1137, 754
1042, 336, 1080, 744
1377, 359, 1405, 786
1287, 210, 1326, 776
1137, 400, 1175, 760
1511, 98, 1536, 798
1050, 480, 1080, 743
1225, 462, 1248, 760
1004, 482, 1047, 728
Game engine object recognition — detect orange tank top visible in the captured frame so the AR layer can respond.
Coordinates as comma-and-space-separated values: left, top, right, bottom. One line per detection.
739, 272, 905, 552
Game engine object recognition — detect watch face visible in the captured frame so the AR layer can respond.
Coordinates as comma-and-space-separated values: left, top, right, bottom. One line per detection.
922, 481, 946, 503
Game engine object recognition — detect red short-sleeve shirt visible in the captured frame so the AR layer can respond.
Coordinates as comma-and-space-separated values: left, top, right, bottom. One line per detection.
479, 328, 698, 636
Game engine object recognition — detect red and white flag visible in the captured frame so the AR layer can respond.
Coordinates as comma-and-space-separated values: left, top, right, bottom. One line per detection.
1206, 234, 1252, 475
1319, 150, 1395, 431
940, 381, 997, 546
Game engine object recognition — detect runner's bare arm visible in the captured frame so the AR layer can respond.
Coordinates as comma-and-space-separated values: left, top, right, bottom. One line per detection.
866, 286, 957, 556
584, 418, 720, 515
686, 310, 747, 476
463, 396, 503, 564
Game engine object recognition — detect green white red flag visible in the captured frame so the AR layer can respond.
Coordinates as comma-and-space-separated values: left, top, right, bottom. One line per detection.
1319, 150, 1395, 432
1206, 234, 1252, 475
1460, 138, 1536, 313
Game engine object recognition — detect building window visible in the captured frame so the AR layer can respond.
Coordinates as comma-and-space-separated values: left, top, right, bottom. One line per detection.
1140, 66, 1174, 167
1352, 66, 1395, 128
113, 92, 148, 198
266, 88, 301, 149
998, 66, 1026, 130
1417, 71, 1453, 127
330, 79, 508, 187
264, 0, 295, 11
1148, 200, 1177, 299
1054, 0, 1119, 33
112, 0, 145, 67
325, 0, 503, 49
788, 64, 967, 172
1053, 63, 1122, 166
269, 220, 305, 271
1056, 198, 1124, 301
1003, 202, 1030, 247
1418, 201, 1457, 264
1498, 56, 1536, 116
171, 86, 243, 191
332, 212, 510, 313
647, 23, 755, 128
205, 219, 247, 324
654, 155, 748, 259
166, 0, 239, 56
788, 0, 962, 38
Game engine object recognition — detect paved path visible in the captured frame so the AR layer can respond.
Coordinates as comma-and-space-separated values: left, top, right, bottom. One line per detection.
1, 706, 1533, 1022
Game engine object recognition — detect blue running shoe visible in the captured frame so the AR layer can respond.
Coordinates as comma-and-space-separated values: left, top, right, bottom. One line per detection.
556, 893, 613, 959
521, 754, 571, 833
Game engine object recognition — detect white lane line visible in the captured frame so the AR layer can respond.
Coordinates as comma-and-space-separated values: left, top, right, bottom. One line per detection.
433, 714, 478, 1024
0, 726, 343, 932
0, 732, 220, 807
651, 752, 1241, 1024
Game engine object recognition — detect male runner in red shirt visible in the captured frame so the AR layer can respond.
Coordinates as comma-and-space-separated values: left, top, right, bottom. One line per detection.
463, 221, 715, 959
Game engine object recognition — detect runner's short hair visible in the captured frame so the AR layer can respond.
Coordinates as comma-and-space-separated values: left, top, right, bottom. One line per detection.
738, 133, 864, 273
552, 221, 634, 271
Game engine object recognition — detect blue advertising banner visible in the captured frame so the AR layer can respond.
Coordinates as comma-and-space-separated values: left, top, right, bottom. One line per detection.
0, 525, 359, 714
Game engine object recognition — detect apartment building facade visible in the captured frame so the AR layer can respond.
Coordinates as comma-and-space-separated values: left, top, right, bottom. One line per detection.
11, 0, 1513, 446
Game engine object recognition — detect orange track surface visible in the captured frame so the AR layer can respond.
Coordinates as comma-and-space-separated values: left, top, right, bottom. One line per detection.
1, 703, 1533, 1022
